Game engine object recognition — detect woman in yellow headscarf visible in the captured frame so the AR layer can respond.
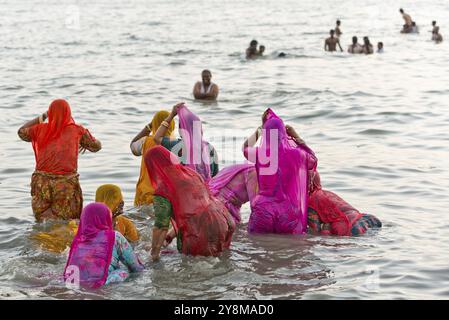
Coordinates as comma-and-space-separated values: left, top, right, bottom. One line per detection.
130, 111, 175, 206
95, 184, 140, 242
31, 184, 139, 253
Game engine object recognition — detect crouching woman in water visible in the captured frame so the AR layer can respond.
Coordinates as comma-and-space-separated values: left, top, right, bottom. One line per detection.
64, 203, 144, 289
144, 146, 235, 261
18, 99, 101, 221
307, 171, 382, 236
95, 184, 140, 243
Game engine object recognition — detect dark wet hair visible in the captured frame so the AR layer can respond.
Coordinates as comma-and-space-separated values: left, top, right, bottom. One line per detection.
378, 42, 383, 47
432, 21, 436, 26
330, 29, 335, 34
202, 69, 211, 76
399, 8, 404, 13
250, 40, 258, 46
260, 45, 265, 50
336, 20, 341, 25
352, 36, 358, 44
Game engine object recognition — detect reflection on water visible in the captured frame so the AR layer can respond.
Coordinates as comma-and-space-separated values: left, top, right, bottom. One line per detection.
1, 0, 449, 299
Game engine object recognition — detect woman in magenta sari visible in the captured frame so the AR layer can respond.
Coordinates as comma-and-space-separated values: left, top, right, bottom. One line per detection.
152, 103, 218, 181
63, 203, 144, 289
242, 109, 317, 234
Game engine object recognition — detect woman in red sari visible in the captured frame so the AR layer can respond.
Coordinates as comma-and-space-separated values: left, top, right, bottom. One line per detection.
18, 99, 102, 221
144, 145, 235, 261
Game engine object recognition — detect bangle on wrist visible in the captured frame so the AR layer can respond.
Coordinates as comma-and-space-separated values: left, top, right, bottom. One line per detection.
38, 115, 44, 124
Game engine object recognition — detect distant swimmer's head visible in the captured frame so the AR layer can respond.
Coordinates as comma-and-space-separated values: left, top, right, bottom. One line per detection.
377, 42, 383, 50
250, 40, 258, 48
352, 36, 358, 44
432, 21, 437, 26
399, 8, 404, 14
278, 52, 286, 58
336, 20, 341, 26
363, 36, 370, 45
329, 29, 335, 36
201, 69, 212, 86
259, 45, 265, 54
411, 21, 416, 26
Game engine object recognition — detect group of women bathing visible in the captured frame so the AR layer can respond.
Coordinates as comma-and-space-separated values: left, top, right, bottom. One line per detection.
18, 99, 381, 288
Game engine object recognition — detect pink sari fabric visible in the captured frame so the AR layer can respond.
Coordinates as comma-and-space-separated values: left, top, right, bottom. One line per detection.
64, 203, 115, 288
177, 104, 212, 181
244, 112, 317, 234
208, 163, 258, 224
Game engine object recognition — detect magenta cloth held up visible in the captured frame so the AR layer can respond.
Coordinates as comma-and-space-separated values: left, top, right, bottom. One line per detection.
177, 104, 212, 181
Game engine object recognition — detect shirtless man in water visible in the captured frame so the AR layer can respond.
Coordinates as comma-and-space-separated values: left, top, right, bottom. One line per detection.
193, 69, 219, 100
432, 26, 443, 43
400, 8, 416, 33
325, 30, 343, 52
400, 8, 412, 27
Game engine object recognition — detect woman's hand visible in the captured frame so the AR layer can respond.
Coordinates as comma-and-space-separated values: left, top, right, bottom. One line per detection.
285, 125, 298, 138
170, 102, 185, 117
285, 125, 305, 144
79, 145, 87, 154
262, 109, 269, 124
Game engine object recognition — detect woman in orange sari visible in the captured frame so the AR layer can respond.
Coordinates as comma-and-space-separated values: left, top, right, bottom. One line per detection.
130, 110, 175, 206
18, 99, 101, 221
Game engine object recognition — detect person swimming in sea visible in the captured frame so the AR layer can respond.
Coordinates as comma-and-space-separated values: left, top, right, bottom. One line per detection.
362, 36, 374, 54
246, 40, 259, 59
432, 26, 443, 43
325, 30, 343, 52
335, 20, 342, 38
193, 69, 219, 100
348, 36, 363, 54
399, 8, 413, 32
377, 42, 384, 53
257, 45, 265, 56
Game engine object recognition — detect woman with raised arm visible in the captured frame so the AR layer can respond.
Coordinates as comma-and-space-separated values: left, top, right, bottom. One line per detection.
242, 109, 317, 234
18, 99, 101, 221
152, 103, 219, 182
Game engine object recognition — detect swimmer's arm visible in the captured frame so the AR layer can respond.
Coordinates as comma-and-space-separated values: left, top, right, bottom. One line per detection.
130, 125, 151, 156
210, 84, 219, 99
324, 40, 328, 51
17, 112, 47, 141
203, 84, 219, 100
337, 40, 343, 52
193, 82, 203, 99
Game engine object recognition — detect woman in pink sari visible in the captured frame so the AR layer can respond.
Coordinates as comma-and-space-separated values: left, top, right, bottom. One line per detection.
63, 203, 144, 289
243, 109, 317, 234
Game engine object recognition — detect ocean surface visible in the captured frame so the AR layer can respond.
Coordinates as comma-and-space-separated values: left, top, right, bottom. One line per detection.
1, 0, 449, 299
